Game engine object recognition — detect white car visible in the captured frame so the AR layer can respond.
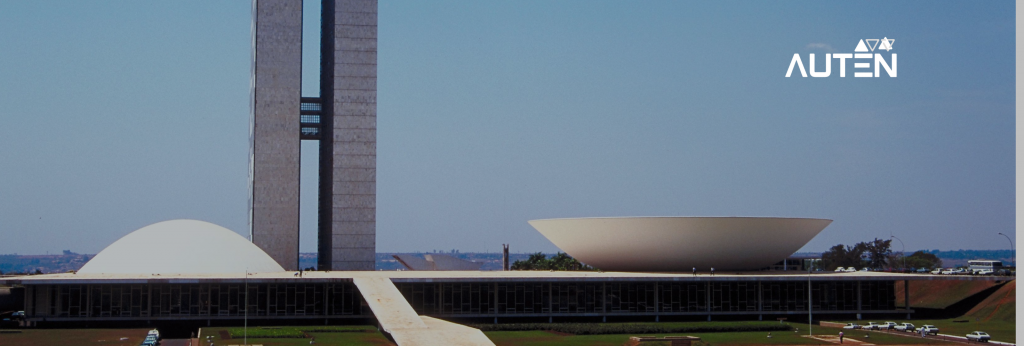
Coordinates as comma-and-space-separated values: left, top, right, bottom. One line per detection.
966, 331, 991, 342
918, 325, 939, 335
895, 323, 915, 332
863, 322, 880, 330
931, 268, 943, 274
941, 268, 957, 275
147, 329, 160, 339
844, 267, 858, 272
860, 267, 872, 272
974, 269, 994, 275
842, 323, 861, 330
834, 267, 846, 272
881, 321, 897, 330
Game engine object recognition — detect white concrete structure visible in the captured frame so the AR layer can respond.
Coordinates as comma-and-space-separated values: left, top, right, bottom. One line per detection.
393, 254, 483, 271
529, 217, 832, 271
353, 277, 494, 345
78, 219, 285, 274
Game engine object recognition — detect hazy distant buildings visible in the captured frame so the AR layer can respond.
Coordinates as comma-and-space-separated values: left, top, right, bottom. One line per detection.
392, 254, 483, 271
250, 0, 377, 271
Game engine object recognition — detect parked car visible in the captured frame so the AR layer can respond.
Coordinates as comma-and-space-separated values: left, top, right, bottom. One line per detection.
895, 323, 916, 332
915, 268, 929, 273
860, 267, 872, 272
918, 325, 939, 335
973, 269, 994, 275
941, 268, 957, 275
845, 267, 858, 272
834, 267, 846, 272
842, 323, 861, 330
147, 329, 160, 339
931, 268, 943, 274
881, 321, 898, 330
863, 322, 880, 330
966, 331, 991, 342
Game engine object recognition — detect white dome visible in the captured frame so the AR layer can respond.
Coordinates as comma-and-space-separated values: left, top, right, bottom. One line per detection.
79, 219, 285, 274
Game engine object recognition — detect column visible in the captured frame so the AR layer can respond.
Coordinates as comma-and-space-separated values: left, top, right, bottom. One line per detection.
250, 0, 303, 270
320, 0, 378, 271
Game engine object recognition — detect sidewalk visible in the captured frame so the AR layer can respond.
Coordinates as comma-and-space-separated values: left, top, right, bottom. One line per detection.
802, 335, 875, 345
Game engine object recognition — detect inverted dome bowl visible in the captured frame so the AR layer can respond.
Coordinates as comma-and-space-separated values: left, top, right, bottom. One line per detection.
529, 217, 831, 272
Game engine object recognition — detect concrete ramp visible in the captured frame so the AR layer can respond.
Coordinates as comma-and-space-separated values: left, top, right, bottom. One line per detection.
352, 277, 494, 346
390, 316, 494, 346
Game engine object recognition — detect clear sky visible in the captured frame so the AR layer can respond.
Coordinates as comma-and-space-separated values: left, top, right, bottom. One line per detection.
0, 1, 1014, 255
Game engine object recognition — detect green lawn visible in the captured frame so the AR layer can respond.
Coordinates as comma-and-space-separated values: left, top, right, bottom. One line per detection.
846, 318, 1016, 344
800, 324, 958, 345
485, 322, 957, 346
831, 317, 1015, 343
831, 302, 1015, 344
198, 325, 394, 346
840, 280, 1016, 344
0, 321, 982, 346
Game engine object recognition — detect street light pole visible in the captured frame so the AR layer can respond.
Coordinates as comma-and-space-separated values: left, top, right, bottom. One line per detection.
891, 236, 906, 271
808, 264, 812, 337
245, 268, 248, 346
997, 233, 1014, 267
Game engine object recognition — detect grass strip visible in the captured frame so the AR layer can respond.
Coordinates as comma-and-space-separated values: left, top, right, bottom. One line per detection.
302, 327, 373, 333
226, 326, 374, 338
472, 321, 790, 335
226, 327, 306, 338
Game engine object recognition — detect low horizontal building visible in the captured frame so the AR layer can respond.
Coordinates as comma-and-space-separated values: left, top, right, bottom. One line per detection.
2, 219, 1005, 345
1, 270, 1002, 325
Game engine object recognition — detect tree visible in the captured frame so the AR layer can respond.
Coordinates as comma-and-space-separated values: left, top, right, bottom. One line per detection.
863, 238, 892, 269
821, 243, 867, 271
821, 238, 893, 270
903, 251, 942, 270
511, 252, 595, 271
549, 252, 588, 271
511, 252, 550, 270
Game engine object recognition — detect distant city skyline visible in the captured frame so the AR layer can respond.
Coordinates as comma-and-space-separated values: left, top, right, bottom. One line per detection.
0, 1, 1015, 255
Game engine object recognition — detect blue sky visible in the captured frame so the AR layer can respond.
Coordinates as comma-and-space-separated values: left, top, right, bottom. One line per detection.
0, 1, 1014, 255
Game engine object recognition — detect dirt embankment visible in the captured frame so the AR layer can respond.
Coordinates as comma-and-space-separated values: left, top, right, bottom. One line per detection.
963, 280, 1015, 322
894, 280, 999, 309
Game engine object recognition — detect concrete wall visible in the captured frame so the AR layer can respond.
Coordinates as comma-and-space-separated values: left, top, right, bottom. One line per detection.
250, 0, 303, 270
320, 0, 377, 271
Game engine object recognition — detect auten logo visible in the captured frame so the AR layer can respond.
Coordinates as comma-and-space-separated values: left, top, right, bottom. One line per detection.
786, 38, 896, 78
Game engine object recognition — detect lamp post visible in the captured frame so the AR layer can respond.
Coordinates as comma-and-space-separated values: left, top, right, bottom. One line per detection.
808, 264, 812, 337
997, 233, 1014, 267
244, 268, 248, 346
890, 236, 906, 272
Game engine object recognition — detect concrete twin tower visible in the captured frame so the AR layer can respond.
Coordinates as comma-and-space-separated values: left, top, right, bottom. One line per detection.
250, 0, 376, 271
